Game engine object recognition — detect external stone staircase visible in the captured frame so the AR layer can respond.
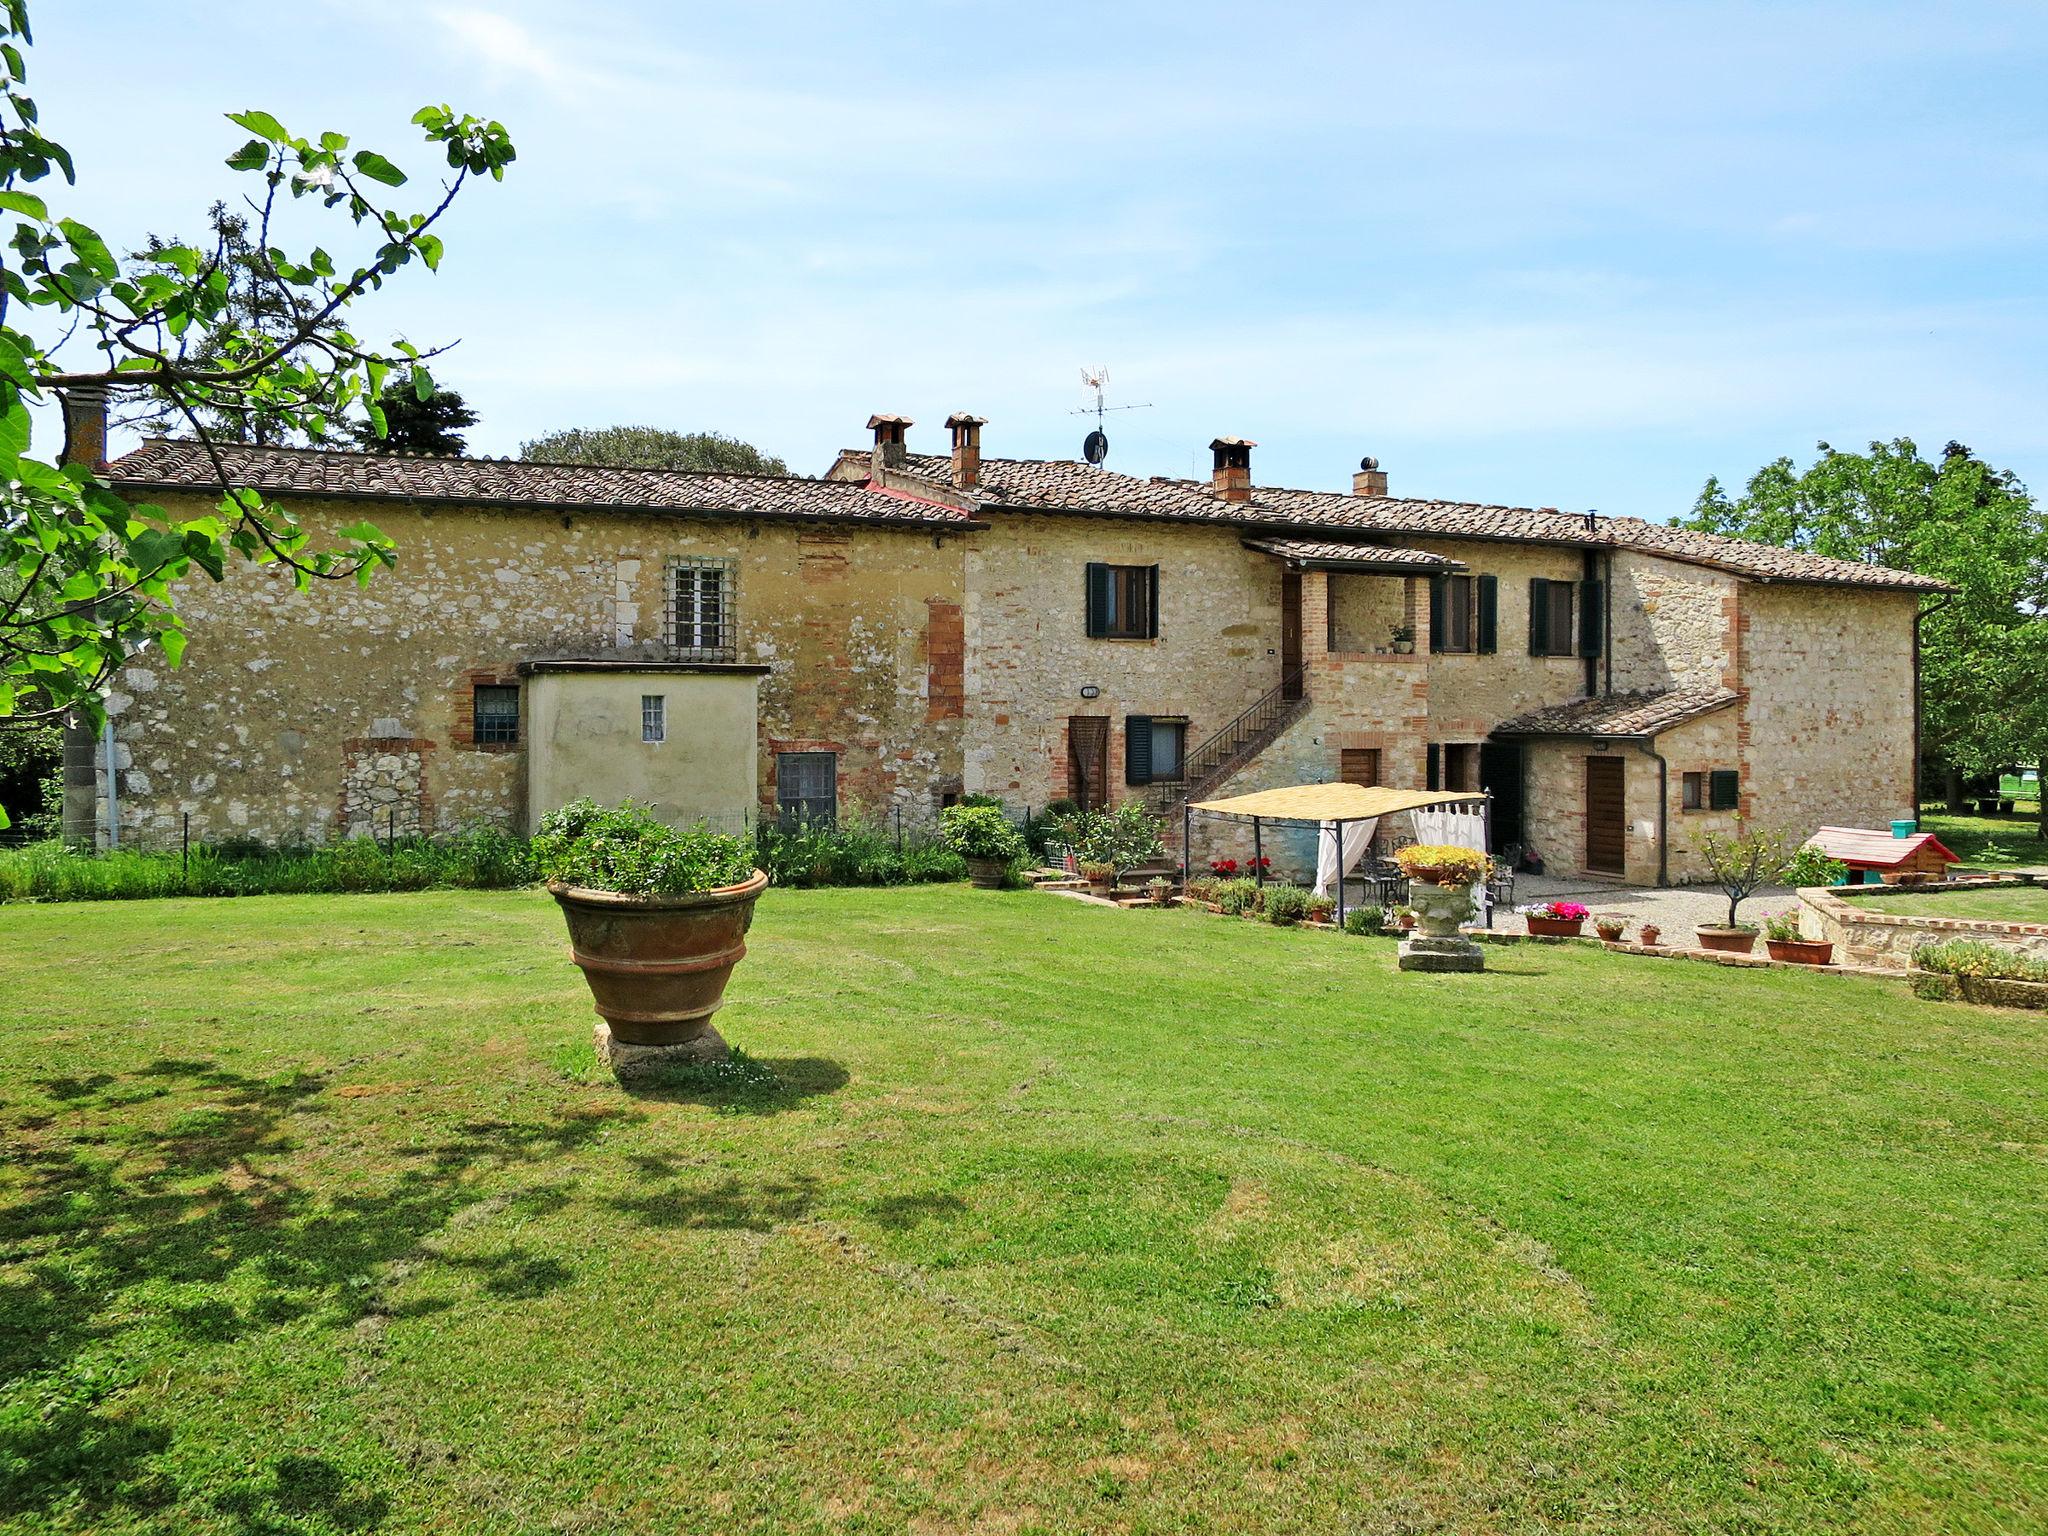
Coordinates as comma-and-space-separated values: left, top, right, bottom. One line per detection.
1143, 666, 1308, 819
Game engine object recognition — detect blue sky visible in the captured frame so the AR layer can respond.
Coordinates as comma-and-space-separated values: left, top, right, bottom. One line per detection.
40, 1, 2048, 520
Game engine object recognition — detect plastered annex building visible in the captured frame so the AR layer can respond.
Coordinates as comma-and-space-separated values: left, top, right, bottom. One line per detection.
87, 405, 1948, 884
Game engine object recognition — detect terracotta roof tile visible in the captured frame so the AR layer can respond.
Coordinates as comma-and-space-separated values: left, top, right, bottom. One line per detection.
1491, 685, 1743, 738
107, 439, 983, 528
874, 451, 1950, 592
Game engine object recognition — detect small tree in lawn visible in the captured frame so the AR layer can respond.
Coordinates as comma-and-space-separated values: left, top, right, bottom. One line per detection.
1692, 820, 1796, 929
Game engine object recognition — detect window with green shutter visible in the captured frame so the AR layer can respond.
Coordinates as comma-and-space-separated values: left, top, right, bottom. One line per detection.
1528, 577, 1574, 655
1085, 562, 1158, 639
1475, 574, 1498, 654
1579, 579, 1605, 657
1708, 769, 1740, 811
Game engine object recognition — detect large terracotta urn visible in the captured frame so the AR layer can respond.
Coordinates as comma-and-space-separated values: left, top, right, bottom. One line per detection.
550, 869, 769, 1047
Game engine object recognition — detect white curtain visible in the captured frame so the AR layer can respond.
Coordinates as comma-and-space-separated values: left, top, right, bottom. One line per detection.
1314, 818, 1377, 898
1409, 807, 1491, 920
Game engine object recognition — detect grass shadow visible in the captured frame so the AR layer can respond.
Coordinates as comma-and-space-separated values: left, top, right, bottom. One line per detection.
614, 1052, 848, 1116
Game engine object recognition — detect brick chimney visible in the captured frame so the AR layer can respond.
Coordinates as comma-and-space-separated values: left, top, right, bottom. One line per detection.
1353, 455, 1387, 497
945, 412, 986, 490
1209, 436, 1255, 503
867, 412, 912, 471
59, 384, 110, 472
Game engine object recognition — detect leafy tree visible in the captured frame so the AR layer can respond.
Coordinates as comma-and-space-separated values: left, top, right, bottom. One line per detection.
350, 379, 478, 455
1691, 820, 1796, 930
1686, 439, 2048, 829
520, 425, 786, 476
119, 202, 311, 445
0, 0, 514, 825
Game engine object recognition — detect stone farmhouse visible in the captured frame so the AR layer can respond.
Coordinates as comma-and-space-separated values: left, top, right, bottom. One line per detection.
83, 400, 1948, 884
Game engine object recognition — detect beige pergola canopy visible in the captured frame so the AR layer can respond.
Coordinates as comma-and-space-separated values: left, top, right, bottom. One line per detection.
1189, 782, 1485, 822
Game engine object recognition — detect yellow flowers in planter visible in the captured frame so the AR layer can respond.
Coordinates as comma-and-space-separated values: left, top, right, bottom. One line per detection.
1394, 844, 1491, 886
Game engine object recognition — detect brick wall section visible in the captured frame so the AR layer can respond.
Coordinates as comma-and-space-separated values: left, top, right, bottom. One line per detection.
925, 599, 964, 722
1803, 885, 2048, 969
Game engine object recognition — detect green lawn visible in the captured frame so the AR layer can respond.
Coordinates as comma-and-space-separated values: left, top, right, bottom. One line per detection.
3, 889, 2045, 1534
1918, 809, 2048, 871
1845, 883, 2048, 924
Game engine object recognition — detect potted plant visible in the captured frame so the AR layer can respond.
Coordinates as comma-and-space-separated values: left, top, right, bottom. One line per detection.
1392, 905, 1418, 932
1762, 910, 1833, 965
1594, 914, 1627, 943
1638, 922, 1663, 948
1054, 801, 1167, 891
1389, 623, 1416, 655
1145, 875, 1174, 906
939, 802, 1026, 889
535, 799, 767, 1054
1395, 843, 1490, 937
1304, 891, 1336, 926
1692, 820, 1795, 955
1523, 899, 1589, 937
1078, 859, 1116, 893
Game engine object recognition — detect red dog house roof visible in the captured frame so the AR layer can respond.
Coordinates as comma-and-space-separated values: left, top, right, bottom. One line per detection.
1807, 826, 1960, 869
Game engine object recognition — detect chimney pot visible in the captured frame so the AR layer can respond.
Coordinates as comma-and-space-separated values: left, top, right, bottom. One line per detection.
59, 384, 110, 473
1208, 435, 1255, 503
1352, 454, 1388, 497
944, 412, 986, 490
867, 412, 913, 470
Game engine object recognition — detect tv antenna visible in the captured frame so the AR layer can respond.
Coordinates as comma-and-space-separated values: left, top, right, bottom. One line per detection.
1069, 366, 1151, 467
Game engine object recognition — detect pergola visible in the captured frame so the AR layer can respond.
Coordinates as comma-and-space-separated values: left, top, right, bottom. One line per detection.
1185, 782, 1494, 930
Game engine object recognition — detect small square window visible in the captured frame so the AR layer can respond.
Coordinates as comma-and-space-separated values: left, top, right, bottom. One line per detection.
1682, 772, 1704, 810
641, 694, 666, 744
473, 684, 519, 746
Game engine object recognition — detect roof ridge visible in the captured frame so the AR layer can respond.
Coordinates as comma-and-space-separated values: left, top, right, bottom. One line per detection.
124, 436, 839, 488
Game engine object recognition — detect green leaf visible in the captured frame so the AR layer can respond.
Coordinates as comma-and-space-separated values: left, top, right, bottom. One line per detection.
226, 108, 290, 143
350, 149, 407, 187
0, 189, 47, 220
224, 138, 271, 172
158, 628, 187, 667
411, 364, 432, 402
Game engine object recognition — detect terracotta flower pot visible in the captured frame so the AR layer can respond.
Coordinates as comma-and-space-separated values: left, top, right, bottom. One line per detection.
1765, 937, 1833, 966
964, 855, 1009, 890
1595, 924, 1626, 943
1695, 926, 1758, 955
1638, 924, 1663, 947
1526, 914, 1584, 937
550, 870, 768, 1047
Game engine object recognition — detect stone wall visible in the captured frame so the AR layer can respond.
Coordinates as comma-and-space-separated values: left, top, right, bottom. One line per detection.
961, 514, 1282, 807
1802, 884, 2048, 969
1609, 554, 1739, 692
1736, 584, 1919, 842
109, 494, 968, 845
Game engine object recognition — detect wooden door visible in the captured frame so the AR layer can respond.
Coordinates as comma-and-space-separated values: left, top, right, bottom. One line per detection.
1280, 572, 1303, 697
1584, 755, 1626, 875
1069, 716, 1110, 811
1479, 741, 1524, 852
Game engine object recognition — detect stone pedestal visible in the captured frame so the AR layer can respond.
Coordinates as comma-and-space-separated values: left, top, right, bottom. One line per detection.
593, 1021, 729, 1079
1397, 933, 1486, 973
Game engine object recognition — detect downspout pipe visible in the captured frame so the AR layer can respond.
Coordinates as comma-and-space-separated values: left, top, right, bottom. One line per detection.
1633, 736, 1670, 887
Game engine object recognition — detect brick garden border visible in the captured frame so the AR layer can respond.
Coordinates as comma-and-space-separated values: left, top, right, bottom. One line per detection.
1800, 881, 2048, 972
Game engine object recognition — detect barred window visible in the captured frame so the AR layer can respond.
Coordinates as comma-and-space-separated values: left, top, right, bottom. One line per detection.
641, 694, 666, 744
668, 557, 736, 658
473, 684, 519, 745
776, 752, 837, 828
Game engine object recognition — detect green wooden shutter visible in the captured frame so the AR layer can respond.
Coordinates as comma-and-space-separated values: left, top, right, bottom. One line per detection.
1709, 769, 1739, 810
1578, 579, 1604, 657
1146, 564, 1160, 639
1426, 743, 1442, 790
1527, 577, 1549, 654
1428, 575, 1448, 652
1475, 575, 1498, 654
1125, 715, 1154, 785
1085, 562, 1111, 637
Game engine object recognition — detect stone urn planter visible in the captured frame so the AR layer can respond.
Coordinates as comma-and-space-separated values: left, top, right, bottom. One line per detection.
1765, 936, 1834, 965
1399, 879, 1484, 972
963, 855, 1009, 890
1695, 925, 1759, 955
551, 870, 769, 1052
1526, 913, 1584, 938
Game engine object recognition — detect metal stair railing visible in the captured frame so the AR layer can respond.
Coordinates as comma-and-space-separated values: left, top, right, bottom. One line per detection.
1145, 665, 1307, 808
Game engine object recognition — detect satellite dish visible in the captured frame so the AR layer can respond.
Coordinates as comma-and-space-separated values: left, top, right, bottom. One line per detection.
1083, 428, 1109, 465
